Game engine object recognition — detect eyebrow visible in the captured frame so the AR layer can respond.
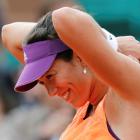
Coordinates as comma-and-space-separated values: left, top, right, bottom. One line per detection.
38, 70, 57, 84
45, 71, 58, 77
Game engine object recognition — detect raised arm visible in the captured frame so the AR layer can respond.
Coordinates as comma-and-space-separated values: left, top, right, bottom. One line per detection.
2, 22, 36, 63
117, 36, 140, 61
52, 7, 140, 103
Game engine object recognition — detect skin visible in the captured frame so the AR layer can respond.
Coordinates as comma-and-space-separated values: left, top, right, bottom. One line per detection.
117, 36, 140, 61
52, 8, 140, 101
2, 23, 140, 107
39, 54, 96, 108
52, 7, 140, 139
38, 36, 140, 109
2, 11, 140, 139
1, 22, 36, 64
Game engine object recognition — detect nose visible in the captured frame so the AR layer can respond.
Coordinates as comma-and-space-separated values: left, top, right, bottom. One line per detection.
39, 77, 58, 96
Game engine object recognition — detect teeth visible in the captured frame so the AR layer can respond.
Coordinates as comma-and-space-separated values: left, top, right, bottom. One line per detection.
63, 91, 70, 100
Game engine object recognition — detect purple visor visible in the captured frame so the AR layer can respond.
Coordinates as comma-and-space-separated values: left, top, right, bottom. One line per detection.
15, 39, 69, 92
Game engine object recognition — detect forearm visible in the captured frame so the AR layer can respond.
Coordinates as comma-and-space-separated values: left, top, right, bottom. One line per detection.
117, 36, 140, 61
2, 22, 36, 64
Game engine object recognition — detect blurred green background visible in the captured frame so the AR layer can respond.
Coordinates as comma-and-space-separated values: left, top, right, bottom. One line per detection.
79, 0, 140, 40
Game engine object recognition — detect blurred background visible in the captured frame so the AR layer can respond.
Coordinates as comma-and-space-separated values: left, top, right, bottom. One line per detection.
0, 0, 140, 140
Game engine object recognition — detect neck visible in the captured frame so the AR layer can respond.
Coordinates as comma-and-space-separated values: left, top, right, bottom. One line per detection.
89, 80, 108, 106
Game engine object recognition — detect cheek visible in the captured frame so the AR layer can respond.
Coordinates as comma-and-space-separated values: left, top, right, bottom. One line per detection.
52, 75, 70, 88
71, 77, 93, 107
74, 75, 89, 92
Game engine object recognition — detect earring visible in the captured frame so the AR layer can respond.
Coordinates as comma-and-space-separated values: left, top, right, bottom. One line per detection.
83, 68, 87, 74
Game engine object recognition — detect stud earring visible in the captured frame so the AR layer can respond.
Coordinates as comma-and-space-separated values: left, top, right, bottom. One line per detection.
83, 68, 87, 74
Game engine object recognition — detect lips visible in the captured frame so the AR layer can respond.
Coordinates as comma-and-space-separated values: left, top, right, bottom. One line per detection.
63, 91, 70, 101
58, 89, 71, 101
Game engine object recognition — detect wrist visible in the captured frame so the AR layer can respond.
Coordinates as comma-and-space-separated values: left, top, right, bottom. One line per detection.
102, 28, 118, 51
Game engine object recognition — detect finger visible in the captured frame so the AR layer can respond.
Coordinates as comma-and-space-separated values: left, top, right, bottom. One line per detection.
128, 55, 139, 63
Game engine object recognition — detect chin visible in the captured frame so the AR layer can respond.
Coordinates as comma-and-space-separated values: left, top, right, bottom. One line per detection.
70, 100, 87, 109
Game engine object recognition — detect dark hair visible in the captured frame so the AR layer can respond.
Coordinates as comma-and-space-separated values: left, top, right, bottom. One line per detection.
24, 12, 73, 62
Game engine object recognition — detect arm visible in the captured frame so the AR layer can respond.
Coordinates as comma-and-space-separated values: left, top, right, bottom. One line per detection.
1, 22, 36, 64
52, 7, 140, 103
117, 36, 140, 61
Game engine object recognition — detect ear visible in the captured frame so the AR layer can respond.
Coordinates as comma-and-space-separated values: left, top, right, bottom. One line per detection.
73, 52, 87, 68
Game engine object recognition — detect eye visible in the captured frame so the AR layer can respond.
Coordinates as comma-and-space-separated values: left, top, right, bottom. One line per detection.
45, 74, 54, 80
45, 71, 57, 81
39, 81, 44, 85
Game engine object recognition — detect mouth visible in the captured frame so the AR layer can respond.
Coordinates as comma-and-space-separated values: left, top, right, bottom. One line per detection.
63, 91, 71, 101
58, 89, 71, 102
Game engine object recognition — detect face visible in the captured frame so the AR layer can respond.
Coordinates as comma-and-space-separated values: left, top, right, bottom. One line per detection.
39, 54, 96, 108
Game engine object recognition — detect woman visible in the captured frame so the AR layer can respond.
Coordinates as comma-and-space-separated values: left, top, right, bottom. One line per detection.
2, 8, 140, 139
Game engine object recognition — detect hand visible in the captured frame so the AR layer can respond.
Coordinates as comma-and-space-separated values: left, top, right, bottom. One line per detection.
2, 22, 36, 64
117, 36, 140, 61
